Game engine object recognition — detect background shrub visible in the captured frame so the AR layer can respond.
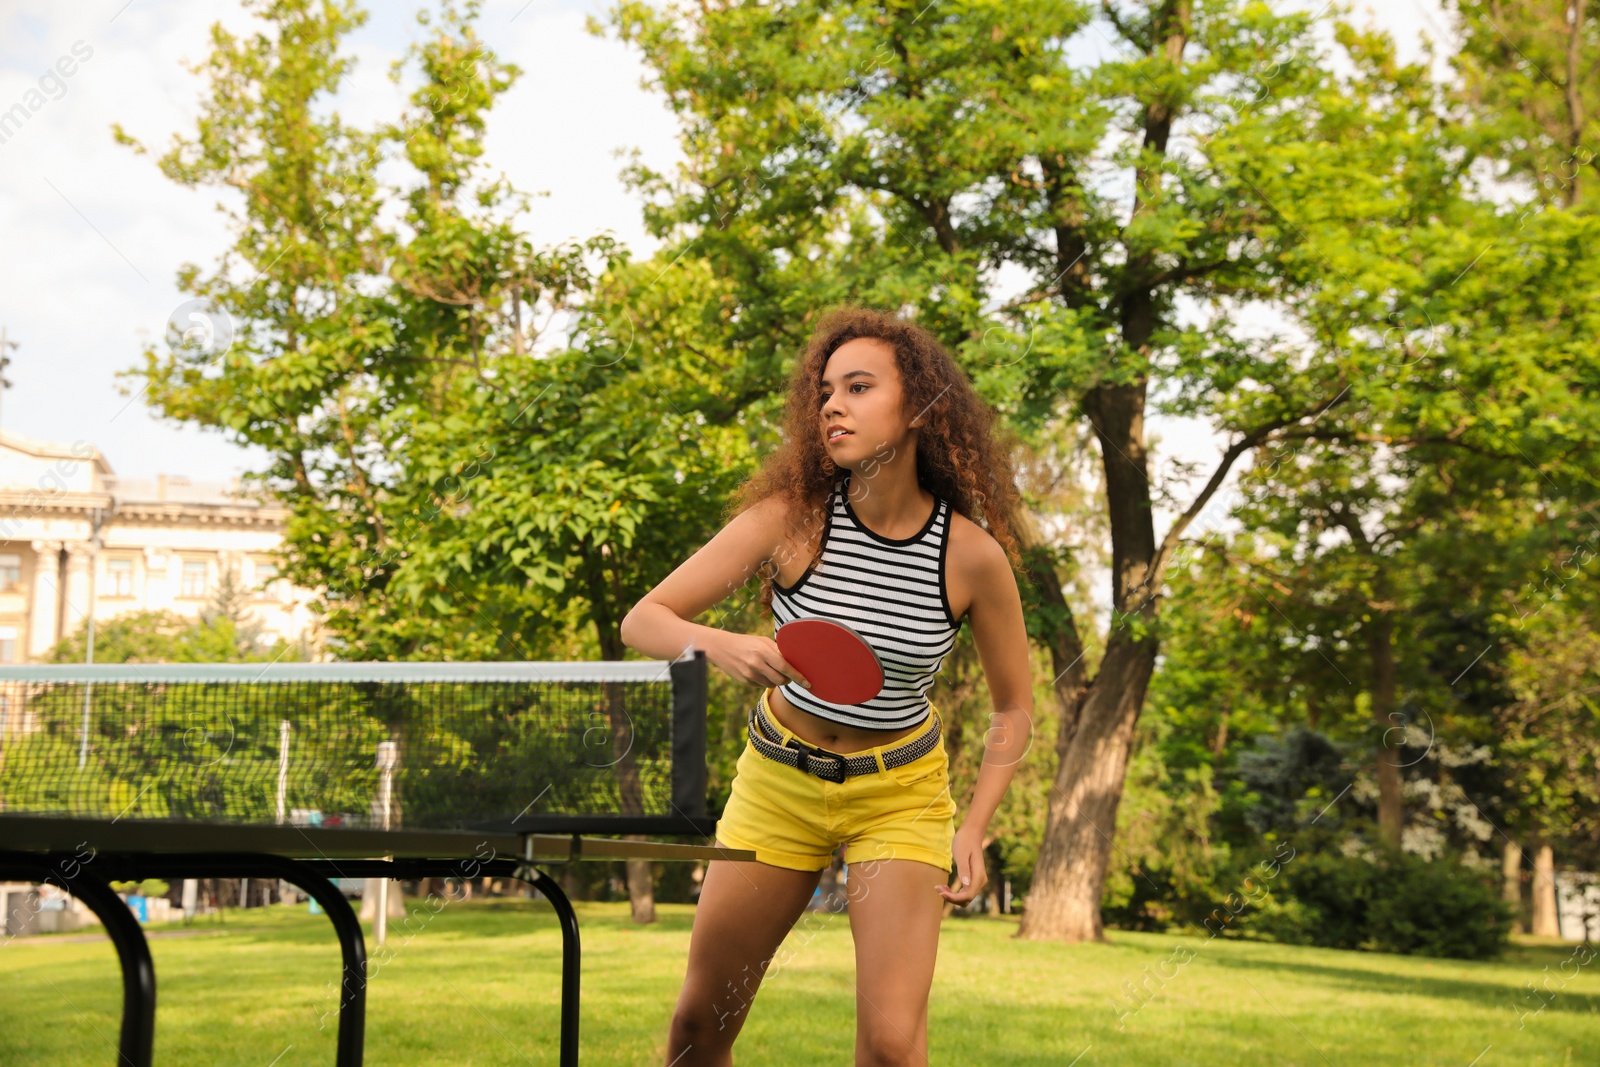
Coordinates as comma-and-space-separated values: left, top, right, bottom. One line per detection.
1266, 845, 1513, 960
1366, 851, 1515, 959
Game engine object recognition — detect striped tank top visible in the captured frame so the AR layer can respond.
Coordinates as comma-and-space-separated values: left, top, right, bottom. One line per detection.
771, 470, 960, 730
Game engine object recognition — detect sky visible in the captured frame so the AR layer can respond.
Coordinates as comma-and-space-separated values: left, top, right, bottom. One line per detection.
0, 0, 1459, 534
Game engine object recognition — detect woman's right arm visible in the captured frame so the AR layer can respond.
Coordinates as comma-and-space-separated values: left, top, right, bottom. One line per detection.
620, 497, 811, 690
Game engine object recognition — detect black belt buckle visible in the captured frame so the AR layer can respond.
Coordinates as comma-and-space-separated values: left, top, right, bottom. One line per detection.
784, 737, 847, 783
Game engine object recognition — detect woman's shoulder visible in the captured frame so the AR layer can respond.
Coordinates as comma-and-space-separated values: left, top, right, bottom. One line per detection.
945, 505, 992, 553
942, 506, 1012, 628
751, 486, 834, 551
945, 505, 1007, 571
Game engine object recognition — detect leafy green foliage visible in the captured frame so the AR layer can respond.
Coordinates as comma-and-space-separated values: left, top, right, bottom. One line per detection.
1447, 0, 1599, 213
1257, 846, 1515, 960
1234, 727, 1353, 837
117, 0, 790, 667
116, 0, 631, 660
44, 607, 290, 667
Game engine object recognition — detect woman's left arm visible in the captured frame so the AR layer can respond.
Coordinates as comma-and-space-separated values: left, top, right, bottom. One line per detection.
938, 537, 1034, 907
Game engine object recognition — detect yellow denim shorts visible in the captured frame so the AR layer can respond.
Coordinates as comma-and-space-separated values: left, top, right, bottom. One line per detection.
714, 687, 958, 873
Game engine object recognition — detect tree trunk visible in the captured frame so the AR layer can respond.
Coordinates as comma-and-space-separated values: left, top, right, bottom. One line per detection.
1018, 636, 1158, 943
1502, 838, 1525, 934
1531, 839, 1559, 937
1010, 342, 1304, 941
625, 844, 657, 923
1018, 374, 1160, 943
593, 620, 658, 925
1366, 610, 1403, 847
1210, 703, 1230, 758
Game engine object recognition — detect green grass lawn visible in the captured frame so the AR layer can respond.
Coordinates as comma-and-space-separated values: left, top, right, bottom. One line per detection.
2, 897, 1594, 1065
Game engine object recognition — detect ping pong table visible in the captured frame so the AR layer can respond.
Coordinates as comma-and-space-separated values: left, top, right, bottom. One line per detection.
0, 649, 751, 1066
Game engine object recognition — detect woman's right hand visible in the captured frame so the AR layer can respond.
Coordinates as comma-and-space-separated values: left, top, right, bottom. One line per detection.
706, 631, 812, 690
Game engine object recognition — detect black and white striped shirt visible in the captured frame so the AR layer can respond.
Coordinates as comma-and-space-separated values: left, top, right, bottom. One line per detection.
771, 470, 960, 730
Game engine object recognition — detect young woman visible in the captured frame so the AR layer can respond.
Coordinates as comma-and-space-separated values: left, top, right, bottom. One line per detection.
620, 305, 1034, 1066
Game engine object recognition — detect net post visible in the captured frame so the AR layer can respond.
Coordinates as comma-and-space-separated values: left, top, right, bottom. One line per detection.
669, 649, 709, 830
275, 720, 291, 825
374, 741, 398, 947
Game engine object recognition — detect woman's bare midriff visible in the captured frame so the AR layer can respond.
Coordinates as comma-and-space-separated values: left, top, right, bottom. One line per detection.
765, 684, 922, 755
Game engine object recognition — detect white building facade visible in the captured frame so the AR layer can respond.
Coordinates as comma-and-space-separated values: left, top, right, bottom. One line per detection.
0, 430, 319, 660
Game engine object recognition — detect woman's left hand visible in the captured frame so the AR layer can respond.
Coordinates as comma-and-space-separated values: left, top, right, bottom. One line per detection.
937, 824, 987, 906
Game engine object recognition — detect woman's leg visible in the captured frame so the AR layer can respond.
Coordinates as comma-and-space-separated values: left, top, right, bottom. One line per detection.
844, 858, 947, 1067
664, 846, 824, 1066
835, 714, 955, 1067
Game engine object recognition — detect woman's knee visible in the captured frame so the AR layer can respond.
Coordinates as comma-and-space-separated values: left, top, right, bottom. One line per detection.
669, 988, 751, 1052
856, 1015, 927, 1067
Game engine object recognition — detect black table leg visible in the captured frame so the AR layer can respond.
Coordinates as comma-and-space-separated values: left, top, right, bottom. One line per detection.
0, 850, 157, 1067
511, 864, 581, 1067
105, 854, 368, 1067
10, 847, 585, 1067
257, 856, 368, 1067
305, 856, 585, 1067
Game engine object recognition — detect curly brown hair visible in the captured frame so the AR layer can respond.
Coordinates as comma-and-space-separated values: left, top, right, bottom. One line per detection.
727, 304, 1028, 617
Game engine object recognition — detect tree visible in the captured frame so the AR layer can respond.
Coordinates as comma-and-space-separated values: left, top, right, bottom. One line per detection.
116, 0, 600, 662
1146, 409, 1600, 924
1492, 572, 1600, 935
200, 567, 274, 656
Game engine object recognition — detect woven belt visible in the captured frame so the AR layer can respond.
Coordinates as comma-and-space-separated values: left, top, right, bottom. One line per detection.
746, 693, 941, 784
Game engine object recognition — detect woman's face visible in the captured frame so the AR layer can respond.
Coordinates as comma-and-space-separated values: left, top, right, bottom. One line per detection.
819, 337, 918, 466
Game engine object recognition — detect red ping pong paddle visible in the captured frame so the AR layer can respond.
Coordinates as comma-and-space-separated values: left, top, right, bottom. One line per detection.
775, 618, 884, 704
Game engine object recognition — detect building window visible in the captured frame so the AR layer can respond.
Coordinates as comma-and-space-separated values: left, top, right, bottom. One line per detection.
180, 560, 209, 598
0, 554, 20, 593
107, 558, 135, 597
0, 626, 17, 663
255, 560, 289, 602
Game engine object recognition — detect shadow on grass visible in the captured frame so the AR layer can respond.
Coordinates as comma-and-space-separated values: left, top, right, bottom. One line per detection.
1206, 952, 1600, 1017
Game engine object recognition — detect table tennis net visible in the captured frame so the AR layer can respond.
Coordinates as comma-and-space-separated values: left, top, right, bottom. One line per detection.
0, 661, 701, 833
